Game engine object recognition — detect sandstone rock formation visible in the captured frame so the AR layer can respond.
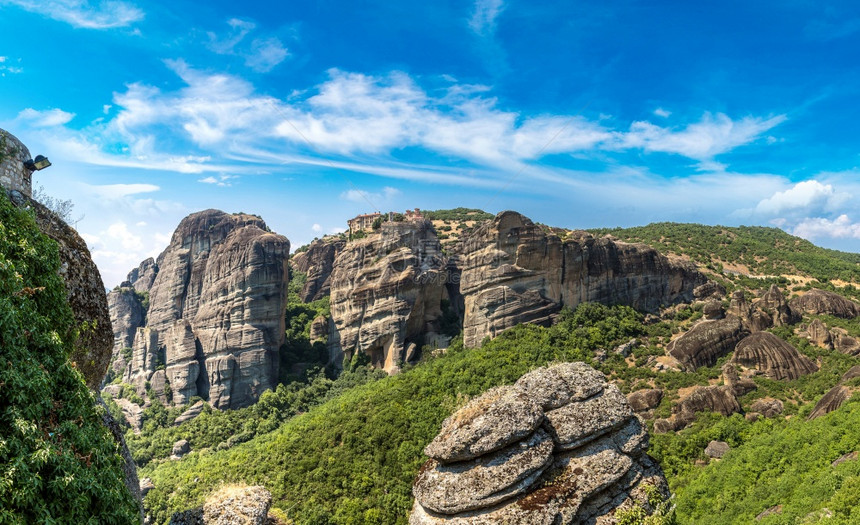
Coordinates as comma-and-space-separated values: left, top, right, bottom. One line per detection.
834, 332, 860, 356
627, 389, 663, 413
411, 363, 669, 524
328, 220, 448, 374
291, 238, 346, 302
126, 257, 158, 293
731, 332, 818, 381
107, 287, 146, 376
705, 440, 730, 458
654, 385, 742, 433
121, 210, 290, 409
790, 289, 860, 318
729, 286, 798, 333
667, 316, 748, 371
457, 212, 705, 347
806, 318, 832, 348
808, 386, 852, 420
694, 281, 726, 300
750, 398, 784, 418
203, 485, 272, 525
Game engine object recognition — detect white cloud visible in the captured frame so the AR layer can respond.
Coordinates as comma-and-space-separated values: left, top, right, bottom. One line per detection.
197, 174, 236, 186
84, 222, 172, 287
340, 186, 400, 204
1, 0, 144, 29
206, 18, 289, 72
469, 0, 506, 36
653, 108, 671, 118
793, 215, 860, 240
311, 223, 322, 232
754, 180, 850, 216
83, 182, 159, 199
17, 108, 75, 127
617, 112, 787, 160
0, 57, 5, 63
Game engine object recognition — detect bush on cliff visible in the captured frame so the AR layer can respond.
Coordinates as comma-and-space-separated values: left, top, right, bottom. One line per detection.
0, 191, 137, 523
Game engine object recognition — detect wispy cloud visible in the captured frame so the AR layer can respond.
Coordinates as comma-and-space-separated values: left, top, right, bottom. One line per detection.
340, 186, 400, 204
469, 0, 506, 36
198, 174, 237, 187
17, 108, 75, 127
1, 0, 144, 29
615, 112, 786, 161
206, 18, 289, 72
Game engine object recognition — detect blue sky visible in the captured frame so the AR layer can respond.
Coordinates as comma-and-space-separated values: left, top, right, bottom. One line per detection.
2, 0, 860, 286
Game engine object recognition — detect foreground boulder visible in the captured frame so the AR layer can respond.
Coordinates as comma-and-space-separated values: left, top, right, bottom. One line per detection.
411, 363, 668, 523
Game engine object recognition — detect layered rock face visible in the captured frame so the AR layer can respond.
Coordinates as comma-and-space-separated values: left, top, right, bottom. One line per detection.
731, 332, 818, 381
411, 363, 668, 524
122, 210, 290, 409
328, 220, 447, 374
457, 212, 705, 347
291, 238, 346, 302
729, 285, 799, 333
667, 316, 748, 371
654, 384, 742, 433
791, 289, 860, 318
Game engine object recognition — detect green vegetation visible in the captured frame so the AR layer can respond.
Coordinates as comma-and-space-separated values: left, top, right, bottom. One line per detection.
673, 398, 860, 524
590, 223, 860, 283
141, 304, 648, 523
422, 207, 494, 222
0, 191, 138, 523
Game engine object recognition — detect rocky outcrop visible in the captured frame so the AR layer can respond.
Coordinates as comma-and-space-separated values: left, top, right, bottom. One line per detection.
9, 192, 114, 390
328, 220, 447, 374
627, 389, 663, 413
667, 316, 748, 371
107, 287, 146, 372
126, 257, 158, 293
731, 332, 818, 381
834, 333, 860, 356
730, 286, 798, 333
806, 318, 832, 348
694, 281, 726, 300
291, 238, 346, 302
705, 440, 729, 459
122, 210, 290, 409
654, 385, 742, 433
808, 386, 852, 420
790, 289, 860, 319
750, 398, 783, 418
411, 363, 668, 524
203, 485, 272, 525
457, 212, 705, 347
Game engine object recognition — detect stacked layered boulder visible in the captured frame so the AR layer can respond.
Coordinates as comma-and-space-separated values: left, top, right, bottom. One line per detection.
411, 363, 668, 524
117, 210, 290, 409
457, 212, 705, 347
328, 220, 448, 374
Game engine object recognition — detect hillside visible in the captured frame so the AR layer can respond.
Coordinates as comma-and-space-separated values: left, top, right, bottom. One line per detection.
590, 223, 860, 285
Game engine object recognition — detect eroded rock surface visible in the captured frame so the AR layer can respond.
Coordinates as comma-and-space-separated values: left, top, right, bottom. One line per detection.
654, 385, 742, 433
291, 238, 346, 302
807, 318, 832, 348
202, 485, 272, 525
328, 220, 447, 374
790, 289, 860, 319
120, 210, 290, 409
808, 386, 852, 420
667, 316, 748, 371
411, 362, 668, 524
731, 332, 818, 381
457, 211, 705, 348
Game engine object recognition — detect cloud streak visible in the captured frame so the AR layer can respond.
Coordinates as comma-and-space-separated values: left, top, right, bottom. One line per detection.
1, 0, 144, 29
